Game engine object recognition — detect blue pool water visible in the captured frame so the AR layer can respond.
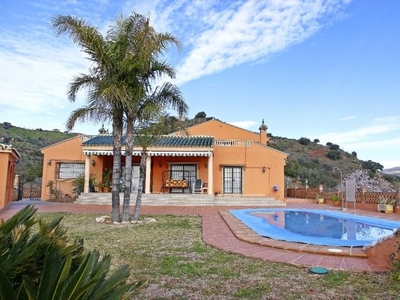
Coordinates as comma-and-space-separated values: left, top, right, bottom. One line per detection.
230, 208, 400, 247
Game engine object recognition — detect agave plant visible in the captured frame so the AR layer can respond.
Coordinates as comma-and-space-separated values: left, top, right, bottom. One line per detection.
0, 206, 146, 300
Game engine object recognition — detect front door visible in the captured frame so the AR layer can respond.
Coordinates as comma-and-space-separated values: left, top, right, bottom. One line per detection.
170, 164, 197, 193
223, 167, 243, 194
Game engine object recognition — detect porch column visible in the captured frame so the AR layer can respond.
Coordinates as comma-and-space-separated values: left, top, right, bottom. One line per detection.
84, 155, 90, 193
145, 155, 151, 194
207, 153, 213, 195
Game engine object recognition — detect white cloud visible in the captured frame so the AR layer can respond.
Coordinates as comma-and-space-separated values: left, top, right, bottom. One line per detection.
313, 116, 400, 168
341, 115, 357, 121
173, 0, 350, 84
343, 137, 400, 151
316, 115, 400, 145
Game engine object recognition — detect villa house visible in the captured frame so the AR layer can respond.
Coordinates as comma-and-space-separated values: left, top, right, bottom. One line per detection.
40, 119, 288, 202
0, 143, 21, 209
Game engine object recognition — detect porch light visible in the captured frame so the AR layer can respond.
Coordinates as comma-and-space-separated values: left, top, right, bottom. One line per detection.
47, 159, 51, 165
158, 161, 162, 168
91, 159, 95, 166
262, 166, 266, 173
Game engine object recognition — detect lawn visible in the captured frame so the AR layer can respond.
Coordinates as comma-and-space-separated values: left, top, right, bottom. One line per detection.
39, 212, 400, 299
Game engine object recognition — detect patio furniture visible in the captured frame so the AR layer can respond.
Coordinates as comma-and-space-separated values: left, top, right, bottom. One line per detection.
193, 179, 203, 194
161, 170, 191, 193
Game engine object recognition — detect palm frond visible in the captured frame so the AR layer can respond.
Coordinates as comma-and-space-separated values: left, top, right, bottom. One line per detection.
51, 15, 107, 66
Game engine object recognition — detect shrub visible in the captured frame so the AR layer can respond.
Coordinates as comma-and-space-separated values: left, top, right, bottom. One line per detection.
329, 144, 340, 150
0, 206, 145, 299
298, 137, 311, 145
326, 150, 342, 160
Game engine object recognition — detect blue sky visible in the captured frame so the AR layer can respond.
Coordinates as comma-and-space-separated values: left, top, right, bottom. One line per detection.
0, 0, 399, 169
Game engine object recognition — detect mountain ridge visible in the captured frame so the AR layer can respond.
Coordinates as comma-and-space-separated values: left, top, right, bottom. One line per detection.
1, 121, 399, 189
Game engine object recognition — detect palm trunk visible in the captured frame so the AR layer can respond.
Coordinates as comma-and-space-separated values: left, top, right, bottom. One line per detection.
111, 111, 123, 222
133, 150, 146, 221
122, 116, 134, 222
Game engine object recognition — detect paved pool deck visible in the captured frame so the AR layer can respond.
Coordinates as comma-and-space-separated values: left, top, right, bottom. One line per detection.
1, 199, 398, 272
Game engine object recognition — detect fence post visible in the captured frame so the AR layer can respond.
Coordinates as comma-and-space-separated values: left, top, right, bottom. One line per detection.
362, 188, 366, 203
397, 189, 400, 208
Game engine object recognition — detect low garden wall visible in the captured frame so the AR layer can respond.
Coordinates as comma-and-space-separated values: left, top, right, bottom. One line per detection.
286, 187, 400, 215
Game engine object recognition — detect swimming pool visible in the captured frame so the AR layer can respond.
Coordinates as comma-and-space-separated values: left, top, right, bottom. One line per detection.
229, 208, 400, 247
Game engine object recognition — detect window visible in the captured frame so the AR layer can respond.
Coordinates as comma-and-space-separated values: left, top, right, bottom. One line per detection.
57, 163, 84, 179
223, 166, 243, 194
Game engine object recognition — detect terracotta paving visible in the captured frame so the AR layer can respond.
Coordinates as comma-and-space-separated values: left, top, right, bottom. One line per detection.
0, 199, 398, 273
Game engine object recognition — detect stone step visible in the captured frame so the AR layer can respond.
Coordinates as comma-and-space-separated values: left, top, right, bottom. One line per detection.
75, 193, 286, 207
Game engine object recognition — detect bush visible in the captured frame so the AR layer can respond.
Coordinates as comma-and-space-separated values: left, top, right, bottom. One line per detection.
0, 206, 145, 299
329, 144, 340, 150
326, 150, 342, 160
284, 159, 300, 178
298, 137, 311, 145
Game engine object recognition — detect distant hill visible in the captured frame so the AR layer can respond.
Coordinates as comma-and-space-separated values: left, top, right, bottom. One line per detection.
1, 120, 399, 190
382, 166, 400, 178
266, 135, 365, 189
0, 122, 77, 181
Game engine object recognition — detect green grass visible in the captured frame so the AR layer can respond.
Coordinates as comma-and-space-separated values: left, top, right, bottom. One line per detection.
37, 212, 400, 299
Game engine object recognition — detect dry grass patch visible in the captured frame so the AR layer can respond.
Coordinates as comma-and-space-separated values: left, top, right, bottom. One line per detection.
38, 212, 400, 299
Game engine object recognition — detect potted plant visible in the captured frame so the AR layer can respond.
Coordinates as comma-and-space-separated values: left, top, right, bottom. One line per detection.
90, 178, 99, 192
331, 194, 340, 207
316, 194, 324, 204
377, 197, 396, 213
101, 168, 112, 192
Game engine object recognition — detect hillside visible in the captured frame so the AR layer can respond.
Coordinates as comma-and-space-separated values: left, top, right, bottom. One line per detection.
1, 121, 398, 190
267, 135, 399, 190
0, 122, 77, 181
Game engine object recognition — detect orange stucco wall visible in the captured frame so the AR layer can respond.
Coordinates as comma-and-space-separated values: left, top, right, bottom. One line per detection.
185, 119, 287, 199
185, 119, 263, 142
0, 148, 20, 209
41, 136, 86, 200
210, 143, 286, 198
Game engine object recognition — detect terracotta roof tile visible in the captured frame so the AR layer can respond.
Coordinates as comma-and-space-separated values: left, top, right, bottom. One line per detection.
83, 135, 214, 147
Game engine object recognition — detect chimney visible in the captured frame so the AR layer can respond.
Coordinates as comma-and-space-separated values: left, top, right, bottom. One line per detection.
259, 119, 269, 145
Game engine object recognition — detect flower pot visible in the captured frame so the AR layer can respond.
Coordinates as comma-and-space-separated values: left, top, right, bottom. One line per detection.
333, 201, 340, 207
377, 204, 393, 213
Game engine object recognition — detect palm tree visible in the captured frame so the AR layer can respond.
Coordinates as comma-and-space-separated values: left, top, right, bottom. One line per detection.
122, 81, 188, 222
112, 15, 188, 221
130, 113, 187, 221
51, 14, 148, 222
